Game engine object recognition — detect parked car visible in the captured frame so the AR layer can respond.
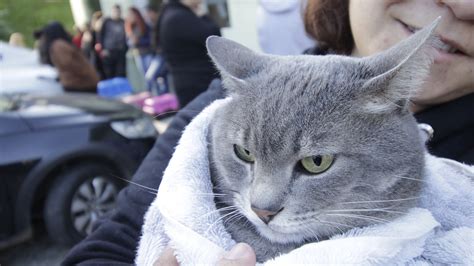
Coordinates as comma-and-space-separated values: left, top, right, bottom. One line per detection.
0, 93, 158, 249
0, 42, 62, 95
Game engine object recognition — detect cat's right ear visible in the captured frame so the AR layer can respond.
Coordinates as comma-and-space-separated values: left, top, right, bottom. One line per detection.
206, 36, 269, 90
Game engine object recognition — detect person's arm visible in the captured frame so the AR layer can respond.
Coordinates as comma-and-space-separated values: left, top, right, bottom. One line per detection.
62, 79, 224, 265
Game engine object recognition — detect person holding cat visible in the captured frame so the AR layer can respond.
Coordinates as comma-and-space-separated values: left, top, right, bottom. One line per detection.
63, 0, 473, 264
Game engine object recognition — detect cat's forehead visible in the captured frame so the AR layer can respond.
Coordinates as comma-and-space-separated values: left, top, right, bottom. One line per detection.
228, 74, 357, 157
259, 55, 369, 93
239, 56, 368, 114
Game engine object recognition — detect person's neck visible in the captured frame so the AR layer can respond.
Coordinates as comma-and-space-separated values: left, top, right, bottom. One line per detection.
351, 47, 362, 57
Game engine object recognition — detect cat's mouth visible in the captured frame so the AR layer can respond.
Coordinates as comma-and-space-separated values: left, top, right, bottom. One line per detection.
396, 19, 467, 57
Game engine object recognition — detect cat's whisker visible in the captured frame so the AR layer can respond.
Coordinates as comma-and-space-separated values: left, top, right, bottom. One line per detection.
132, 188, 159, 196
152, 108, 206, 120
316, 219, 351, 235
338, 196, 423, 205
152, 110, 179, 119
192, 192, 229, 198
223, 212, 244, 226
192, 192, 227, 196
205, 210, 240, 234
324, 213, 390, 224
111, 174, 158, 193
300, 225, 320, 243
325, 209, 408, 215
196, 206, 237, 220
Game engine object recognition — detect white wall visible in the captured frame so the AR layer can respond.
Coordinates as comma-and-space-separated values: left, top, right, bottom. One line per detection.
69, 0, 90, 27
221, 0, 260, 52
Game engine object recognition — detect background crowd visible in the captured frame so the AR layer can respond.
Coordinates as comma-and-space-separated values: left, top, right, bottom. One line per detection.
27, 0, 226, 109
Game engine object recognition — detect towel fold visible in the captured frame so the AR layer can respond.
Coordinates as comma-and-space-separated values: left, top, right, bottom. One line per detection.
136, 99, 474, 265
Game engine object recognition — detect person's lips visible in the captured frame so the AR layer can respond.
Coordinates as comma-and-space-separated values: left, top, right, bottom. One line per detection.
396, 18, 469, 63
439, 37, 468, 57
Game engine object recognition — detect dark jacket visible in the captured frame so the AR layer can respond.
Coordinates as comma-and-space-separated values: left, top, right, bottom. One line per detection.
158, 0, 221, 107
99, 18, 127, 51
415, 93, 474, 164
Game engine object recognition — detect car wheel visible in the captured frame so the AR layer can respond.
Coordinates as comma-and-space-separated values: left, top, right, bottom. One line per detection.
44, 163, 122, 245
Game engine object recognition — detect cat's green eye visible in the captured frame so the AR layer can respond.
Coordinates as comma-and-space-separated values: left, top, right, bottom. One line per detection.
234, 144, 255, 163
300, 155, 334, 174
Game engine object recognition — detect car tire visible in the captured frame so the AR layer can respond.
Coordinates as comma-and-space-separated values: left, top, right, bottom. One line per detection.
44, 163, 122, 245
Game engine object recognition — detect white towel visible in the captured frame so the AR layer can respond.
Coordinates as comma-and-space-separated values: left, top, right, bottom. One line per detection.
136, 99, 474, 265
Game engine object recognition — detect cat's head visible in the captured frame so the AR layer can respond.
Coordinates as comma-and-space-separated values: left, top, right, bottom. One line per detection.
207, 19, 440, 244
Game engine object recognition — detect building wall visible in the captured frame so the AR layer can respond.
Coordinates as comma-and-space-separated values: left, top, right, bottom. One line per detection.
221, 0, 260, 52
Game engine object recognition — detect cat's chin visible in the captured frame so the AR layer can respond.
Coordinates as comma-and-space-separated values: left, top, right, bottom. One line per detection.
252, 221, 321, 244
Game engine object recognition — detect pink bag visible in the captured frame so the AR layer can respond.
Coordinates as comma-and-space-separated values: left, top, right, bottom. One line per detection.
142, 93, 179, 116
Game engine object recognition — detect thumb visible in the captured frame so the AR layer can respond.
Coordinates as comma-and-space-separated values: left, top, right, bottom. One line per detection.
218, 243, 256, 266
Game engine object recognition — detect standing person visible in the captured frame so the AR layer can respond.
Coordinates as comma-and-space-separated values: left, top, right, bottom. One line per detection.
71, 25, 83, 49
89, 11, 106, 79
257, 0, 315, 55
125, 7, 153, 74
62, 0, 473, 265
34, 21, 99, 93
8, 32, 26, 47
98, 4, 127, 79
81, 23, 94, 63
145, 4, 160, 50
158, 0, 221, 107
145, 3, 170, 94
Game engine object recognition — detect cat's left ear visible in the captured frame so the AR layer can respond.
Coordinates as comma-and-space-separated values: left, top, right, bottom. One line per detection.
206, 36, 270, 92
360, 17, 442, 113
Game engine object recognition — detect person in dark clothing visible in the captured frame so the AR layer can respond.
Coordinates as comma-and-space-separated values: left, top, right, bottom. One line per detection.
144, 3, 170, 94
63, 0, 473, 264
98, 4, 127, 78
145, 4, 160, 51
415, 93, 474, 164
158, 0, 221, 107
81, 11, 106, 80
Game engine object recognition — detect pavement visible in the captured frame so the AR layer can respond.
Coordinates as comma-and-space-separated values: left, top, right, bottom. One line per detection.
0, 228, 71, 266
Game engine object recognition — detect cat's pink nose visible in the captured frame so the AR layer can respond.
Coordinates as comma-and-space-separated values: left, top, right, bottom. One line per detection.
251, 206, 283, 224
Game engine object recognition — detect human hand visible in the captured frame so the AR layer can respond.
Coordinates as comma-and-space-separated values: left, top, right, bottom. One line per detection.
217, 243, 256, 266
153, 243, 256, 266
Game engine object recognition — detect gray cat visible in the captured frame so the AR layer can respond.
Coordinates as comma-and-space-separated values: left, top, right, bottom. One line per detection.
207, 20, 441, 262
